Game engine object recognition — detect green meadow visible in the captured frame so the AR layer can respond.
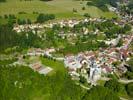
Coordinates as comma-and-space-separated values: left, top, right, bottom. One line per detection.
0, 0, 117, 21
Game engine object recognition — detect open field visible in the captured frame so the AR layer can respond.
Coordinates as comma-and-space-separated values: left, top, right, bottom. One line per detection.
0, 0, 117, 21
40, 57, 66, 75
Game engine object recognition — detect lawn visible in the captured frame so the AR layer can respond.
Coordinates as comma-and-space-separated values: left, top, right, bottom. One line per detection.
0, 18, 8, 24
0, 0, 117, 21
40, 57, 66, 74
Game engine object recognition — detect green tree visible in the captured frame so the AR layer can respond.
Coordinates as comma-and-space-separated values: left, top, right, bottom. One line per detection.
127, 58, 133, 72
126, 82, 133, 97
36, 13, 55, 23
84, 13, 90, 18
79, 75, 86, 84
124, 24, 131, 32
104, 79, 123, 93
116, 39, 123, 47
82, 86, 120, 100
0, 0, 6, 2
124, 71, 133, 79
27, 19, 31, 24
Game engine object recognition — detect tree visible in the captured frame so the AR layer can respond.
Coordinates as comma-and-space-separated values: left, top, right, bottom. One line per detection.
4, 14, 8, 19
128, 1, 133, 11
82, 7, 85, 10
87, 0, 118, 11
82, 86, 120, 100
36, 13, 55, 23
98, 41, 108, 48
27, 19, 31, 24
124, 24, 131, 32
56, 75, 84, 100
116, 39, 123, 47
79, 75, 86, 84
126, 82, 133, 97
0, 24, 19, 51
127, 58, 133, 72
17, 19, 26, 25
84, 13, 90, 18
7, 18, 16, 27
73, 8, 77, 13
40, 0, 53, 1
0, 0, 6, 2
0, 65, 85, 100
104, 79, 123, 93
124, 71, 133, 79
112, 61, 120, 67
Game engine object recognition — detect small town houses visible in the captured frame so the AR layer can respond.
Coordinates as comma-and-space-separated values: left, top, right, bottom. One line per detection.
13, 16, 133, 85
24, 33, 132, 85
13, 18, 105, 34
64, 34, 133, 85
27, 48, 55, 57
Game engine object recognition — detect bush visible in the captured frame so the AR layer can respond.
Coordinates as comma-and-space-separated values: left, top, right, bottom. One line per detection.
82, 7, 85, 10
73, 8, 77, 13
83, 13, 90, 18
36, 13, 55, 23
33, 11, 39, 14
18, 11, 27, 14
4, 14, 8, 19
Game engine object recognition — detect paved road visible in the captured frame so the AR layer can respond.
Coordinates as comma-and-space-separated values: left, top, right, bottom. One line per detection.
76, 82, 90, 90
118, 79, 133, 84
100, 77, 133, 84
120, 97, 128, 100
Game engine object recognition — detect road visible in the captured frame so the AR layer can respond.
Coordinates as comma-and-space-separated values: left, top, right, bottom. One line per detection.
118, 79, 133, 84
76, 82, 90, 90
100, 77, 133, 84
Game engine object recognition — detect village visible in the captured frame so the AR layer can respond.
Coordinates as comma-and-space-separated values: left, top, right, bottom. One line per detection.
64, 34, 133, 85
1, 0, 133, 99
1, 0, 133, 89
10, 4, 133, 85
10, 16, 133, 86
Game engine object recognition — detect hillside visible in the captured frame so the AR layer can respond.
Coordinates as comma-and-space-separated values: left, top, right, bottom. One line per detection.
0, 0, 117, 21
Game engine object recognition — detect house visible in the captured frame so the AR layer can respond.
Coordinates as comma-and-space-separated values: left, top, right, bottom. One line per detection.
64, 54, 82, 71
102, 66, 112, 74
105, 35, 121, 46
30, 62, 53, 75
27, 48, 45, 56
109, 7, 117, 12
44, 48, 55, 57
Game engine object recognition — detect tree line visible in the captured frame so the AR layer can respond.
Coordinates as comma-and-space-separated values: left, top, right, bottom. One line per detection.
0, 24, 43, 52
1, 13, 55, 25
0, 65, 122, 100
87, 0, 119, 11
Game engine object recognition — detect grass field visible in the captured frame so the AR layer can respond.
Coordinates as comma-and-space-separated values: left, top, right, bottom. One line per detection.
40, 57, 66, 75
0, 0, 117, 21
